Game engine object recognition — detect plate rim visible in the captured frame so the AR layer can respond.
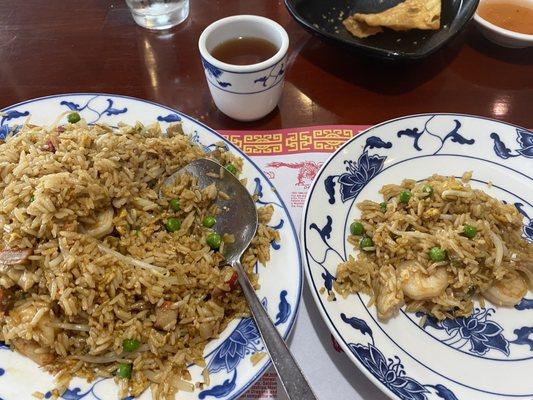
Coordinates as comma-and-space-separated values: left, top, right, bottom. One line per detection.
284, 0, 480, 60
300, 112, 532, 400
1, 92, 304, 400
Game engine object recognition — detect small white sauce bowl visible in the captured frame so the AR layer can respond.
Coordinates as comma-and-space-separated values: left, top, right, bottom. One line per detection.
474, 0, 533, 48
198, 15, 289, 122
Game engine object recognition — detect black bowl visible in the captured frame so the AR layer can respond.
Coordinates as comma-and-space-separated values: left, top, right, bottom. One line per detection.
285, 0, 479, 60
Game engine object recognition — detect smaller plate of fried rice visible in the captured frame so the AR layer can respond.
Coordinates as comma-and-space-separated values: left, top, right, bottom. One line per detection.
0, 94, 303, 400
302, 114, 533, 400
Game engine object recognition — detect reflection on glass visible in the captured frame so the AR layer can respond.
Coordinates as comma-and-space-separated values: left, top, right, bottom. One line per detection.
125, 0, 189, 30
142, 36, 159, 94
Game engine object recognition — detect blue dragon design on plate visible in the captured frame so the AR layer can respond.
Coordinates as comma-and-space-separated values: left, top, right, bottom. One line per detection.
304, 114, 533, 399
0, 94, 302, 400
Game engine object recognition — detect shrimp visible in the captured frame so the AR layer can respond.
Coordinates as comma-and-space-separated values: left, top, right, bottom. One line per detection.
482, 271, 527, 307
398, 261, 448, 301
81, 208, 114, 239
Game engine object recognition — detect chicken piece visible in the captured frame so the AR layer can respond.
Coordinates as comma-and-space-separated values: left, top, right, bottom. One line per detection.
9, 304, 55, 343
375, 265, 404, 320
11, 339, 55, 366
154, 301, 178, 331
6, 269, 37, 291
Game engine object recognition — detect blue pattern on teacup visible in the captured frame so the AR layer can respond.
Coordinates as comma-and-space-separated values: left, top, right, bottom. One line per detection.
201, 57, 286, 95
253, 62, 285, 88
202, 59, 232, 88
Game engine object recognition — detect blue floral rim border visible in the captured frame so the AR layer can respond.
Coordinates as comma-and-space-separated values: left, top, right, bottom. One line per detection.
0, 93, 304, 400
302, 114, 532, 400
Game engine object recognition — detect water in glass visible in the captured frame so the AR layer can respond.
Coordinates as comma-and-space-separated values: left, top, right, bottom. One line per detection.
125, 0, 189, 30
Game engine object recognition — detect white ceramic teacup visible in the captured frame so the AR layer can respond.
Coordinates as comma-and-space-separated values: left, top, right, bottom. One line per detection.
198, 15, 289, 122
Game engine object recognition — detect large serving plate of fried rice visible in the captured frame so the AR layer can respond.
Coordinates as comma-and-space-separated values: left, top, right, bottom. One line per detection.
302, 114, 533, 400
0, 94, 303, 399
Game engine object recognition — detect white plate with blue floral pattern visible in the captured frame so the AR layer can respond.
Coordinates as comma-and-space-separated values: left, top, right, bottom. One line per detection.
0, 94, 303, 400
302, 114, 532, 400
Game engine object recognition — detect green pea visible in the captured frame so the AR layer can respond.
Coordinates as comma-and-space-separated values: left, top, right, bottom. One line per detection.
122, 339, 140, 352
225, 164, 237, 175
422, 185, 434, 196
360, 236, 374, 251
350, 221, 364, 236
399, 190, 412, 204
169, 198, 180, 212
429, 247, 446, 262
206, 232, 222, 250
30, 195, 35, 203
165, 218, 181, 232
202, 216, 216, 228
463, 224, 477, 239
380, 202, 388, 212
117, 363, 132, 379
67, 112, 81, 124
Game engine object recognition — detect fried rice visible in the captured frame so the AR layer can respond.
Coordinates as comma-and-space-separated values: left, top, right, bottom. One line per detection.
335, 173, 533, 321
0, 118, 279, 399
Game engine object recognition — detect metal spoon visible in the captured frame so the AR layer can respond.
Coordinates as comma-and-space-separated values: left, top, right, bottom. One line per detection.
162, 158, 317, 400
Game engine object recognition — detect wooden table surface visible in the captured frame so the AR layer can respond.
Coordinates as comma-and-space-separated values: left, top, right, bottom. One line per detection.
0, 0, 532, 130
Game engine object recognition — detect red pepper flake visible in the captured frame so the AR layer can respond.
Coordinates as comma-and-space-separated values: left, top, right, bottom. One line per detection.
227, 271, 238, 290
160, 300, 173, 310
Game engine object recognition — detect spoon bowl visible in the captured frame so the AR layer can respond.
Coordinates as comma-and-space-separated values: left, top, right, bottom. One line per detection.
161, 158, 317, 400
163, 158, 258, 264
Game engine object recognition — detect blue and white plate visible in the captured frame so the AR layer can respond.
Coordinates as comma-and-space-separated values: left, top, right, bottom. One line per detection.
302, 114, 532, 400
0, 94, 303, 400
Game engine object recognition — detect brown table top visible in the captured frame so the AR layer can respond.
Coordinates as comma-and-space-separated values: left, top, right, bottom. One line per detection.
0, 1, 532, 131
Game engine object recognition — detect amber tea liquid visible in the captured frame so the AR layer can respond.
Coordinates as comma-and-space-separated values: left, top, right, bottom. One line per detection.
211, 37, 279, 65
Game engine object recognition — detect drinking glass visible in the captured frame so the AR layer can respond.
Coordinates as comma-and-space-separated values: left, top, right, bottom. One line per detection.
125, 0, 189, 30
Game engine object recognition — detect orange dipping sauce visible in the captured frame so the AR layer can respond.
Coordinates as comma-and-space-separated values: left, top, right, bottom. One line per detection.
477, 1, 533, 34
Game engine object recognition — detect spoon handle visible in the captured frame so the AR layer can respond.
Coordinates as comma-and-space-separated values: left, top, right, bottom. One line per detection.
233, 261, 317, 400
